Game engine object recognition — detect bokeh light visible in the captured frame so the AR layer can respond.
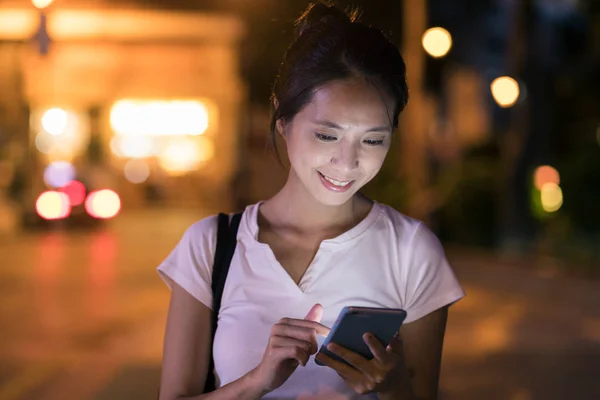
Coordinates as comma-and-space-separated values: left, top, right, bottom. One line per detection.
41, 108, 68, 136
36, 191, 71, 220
43, 161, 76, 188
35, 132, 54, 154
157, 137, 214, 175
123, 160, 150, 184
110, 135, 155, 158
491, 76, 520, 108
540, 183, 563, 213
533, 165, 560, 191
59, 180, 86, 206
85, 189, 121, 219
32, 0, 54, 9
110, 100, 209, 136
422, 27, 452, 58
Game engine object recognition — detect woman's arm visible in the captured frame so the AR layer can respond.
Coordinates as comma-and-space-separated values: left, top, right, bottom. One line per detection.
158, 282, 267, 400
379, 306, 449, 400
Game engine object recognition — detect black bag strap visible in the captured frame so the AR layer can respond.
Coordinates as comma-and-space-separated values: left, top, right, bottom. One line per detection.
204, 211, 243, 393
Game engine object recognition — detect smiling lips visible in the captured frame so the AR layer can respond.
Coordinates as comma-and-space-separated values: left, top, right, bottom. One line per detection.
318, 171, 355, 193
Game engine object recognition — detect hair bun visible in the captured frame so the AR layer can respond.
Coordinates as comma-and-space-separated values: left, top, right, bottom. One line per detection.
295, 3, 356, 38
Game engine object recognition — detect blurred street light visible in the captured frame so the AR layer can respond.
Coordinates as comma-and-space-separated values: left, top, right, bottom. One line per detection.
85, 189, 121, 219
41, 108, 68, 136
36, 191, 70, 220
422, 27, 452, 58
32, 0, 54, 9
540, 182, 563, 213
491, 76, 520, 107
123, 160, 150, 184
533, 165, 560, 191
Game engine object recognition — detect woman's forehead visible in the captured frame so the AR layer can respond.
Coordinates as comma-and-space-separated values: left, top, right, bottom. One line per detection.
303, 80, 394, 126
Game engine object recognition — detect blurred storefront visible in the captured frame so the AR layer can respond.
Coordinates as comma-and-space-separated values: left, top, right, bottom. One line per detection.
0, 1, 246, 230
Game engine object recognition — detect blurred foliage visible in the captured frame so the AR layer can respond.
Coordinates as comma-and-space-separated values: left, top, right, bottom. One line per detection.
435, 142, 501, 248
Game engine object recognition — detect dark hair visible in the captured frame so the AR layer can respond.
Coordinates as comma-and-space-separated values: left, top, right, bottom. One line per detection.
269, 2, 409, 156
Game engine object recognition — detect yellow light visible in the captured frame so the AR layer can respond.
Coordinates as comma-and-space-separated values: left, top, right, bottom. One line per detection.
491, 76, 520, 108
111, 135, 155, 159
32, 0, 54, 9
158, 137, 213, 175
42, 108, 68, 136
422, 27, 452, 58
36, 191, 70, 220
110, 100, 209, 137
85, 189, 121, 219
533, 165, 560, 191
540, 183, 563, 212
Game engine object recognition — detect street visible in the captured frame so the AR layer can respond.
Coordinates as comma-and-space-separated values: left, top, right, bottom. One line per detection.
0, 209, 598, 400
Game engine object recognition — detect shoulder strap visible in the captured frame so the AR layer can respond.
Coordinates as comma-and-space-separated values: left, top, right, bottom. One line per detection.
204, 211, 243, 393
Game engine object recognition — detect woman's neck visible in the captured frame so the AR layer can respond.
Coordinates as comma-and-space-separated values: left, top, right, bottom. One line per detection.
260, 170, 371, 235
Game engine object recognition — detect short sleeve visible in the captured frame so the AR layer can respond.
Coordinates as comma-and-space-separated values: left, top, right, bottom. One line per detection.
157, 215, 219, 310
402, 223, 465, 323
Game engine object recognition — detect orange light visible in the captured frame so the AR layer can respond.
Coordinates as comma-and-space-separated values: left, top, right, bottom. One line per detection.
533, 165, 560, 191
36, 191, 71, 220
59, 180, 86, 206
85, 189, 121, 219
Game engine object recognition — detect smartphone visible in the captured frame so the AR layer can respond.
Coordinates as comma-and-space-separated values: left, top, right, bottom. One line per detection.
315, 306, 407, 367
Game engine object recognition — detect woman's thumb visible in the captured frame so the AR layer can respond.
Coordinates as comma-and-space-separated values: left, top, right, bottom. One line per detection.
304, 303, 323, 322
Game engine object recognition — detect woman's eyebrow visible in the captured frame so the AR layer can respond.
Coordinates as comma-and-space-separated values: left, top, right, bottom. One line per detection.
312, 119, 391, 133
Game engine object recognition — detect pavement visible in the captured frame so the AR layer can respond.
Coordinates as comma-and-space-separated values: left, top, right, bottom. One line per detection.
0, 208, 598, 400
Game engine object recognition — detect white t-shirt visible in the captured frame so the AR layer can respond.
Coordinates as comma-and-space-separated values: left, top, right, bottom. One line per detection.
158, 201, 465, 400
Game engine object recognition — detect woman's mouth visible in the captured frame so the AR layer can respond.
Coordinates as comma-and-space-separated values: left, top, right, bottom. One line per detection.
318, 171, 355, 193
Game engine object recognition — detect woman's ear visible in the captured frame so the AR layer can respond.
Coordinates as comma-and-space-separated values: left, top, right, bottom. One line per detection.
276, 119, 286, 140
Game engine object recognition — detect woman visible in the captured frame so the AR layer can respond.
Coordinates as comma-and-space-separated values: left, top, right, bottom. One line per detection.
157, 3, 464, 399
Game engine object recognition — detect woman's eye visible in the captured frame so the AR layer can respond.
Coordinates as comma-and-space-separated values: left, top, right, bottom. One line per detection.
363, 139, 385, 146
315, 133, 337, 142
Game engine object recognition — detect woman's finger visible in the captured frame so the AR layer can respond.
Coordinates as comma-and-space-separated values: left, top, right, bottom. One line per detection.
271, 335, 316, 354
363, 333, 391, 365
271, 323, 319, 344
326, 343, 378, 378
278, 317, 331, 336
315, 352, 363, 381
277, 345, 310, 366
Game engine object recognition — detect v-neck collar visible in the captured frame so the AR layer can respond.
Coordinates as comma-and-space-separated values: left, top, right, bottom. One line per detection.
237, 201, 383, 293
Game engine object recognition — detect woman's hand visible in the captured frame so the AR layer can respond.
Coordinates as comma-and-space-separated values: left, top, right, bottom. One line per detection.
250, 304, 331, 393
315, 332, 410, 396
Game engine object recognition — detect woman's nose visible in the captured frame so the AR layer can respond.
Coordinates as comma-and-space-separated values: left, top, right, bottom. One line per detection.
330, 141, 359, 172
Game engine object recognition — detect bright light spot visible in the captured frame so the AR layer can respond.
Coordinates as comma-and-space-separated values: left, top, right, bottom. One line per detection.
111, 135, 155, 158
110, 100, 209, 137
35, 132, 55, 154
59, 180, 86, 206
32, 0, 54, 9
123, 160, 150, 184
158, 137, 213, 175
533, 165, 560, 190
43, 161, 76, 188
36, 191, 70, 220
85, 189, 121, 219
41, 108, 68, 136
541, 182, 563, 212
422, 27, 452, 58
491, 76, 520, 108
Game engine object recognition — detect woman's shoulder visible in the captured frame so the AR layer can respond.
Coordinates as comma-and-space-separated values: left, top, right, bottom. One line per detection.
181, 202, 259, 241
375, 202, 422, 232
375, 202, 442, 251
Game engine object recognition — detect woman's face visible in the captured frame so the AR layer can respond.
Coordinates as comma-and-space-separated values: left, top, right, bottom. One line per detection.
281, 78, 394, 206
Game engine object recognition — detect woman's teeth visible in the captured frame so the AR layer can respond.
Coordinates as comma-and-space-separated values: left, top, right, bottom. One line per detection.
322, 174, 351, 187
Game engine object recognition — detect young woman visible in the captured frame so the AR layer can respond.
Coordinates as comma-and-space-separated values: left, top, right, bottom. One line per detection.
157, 3, 464, 399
